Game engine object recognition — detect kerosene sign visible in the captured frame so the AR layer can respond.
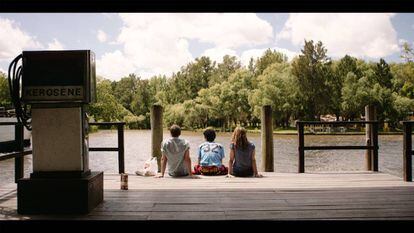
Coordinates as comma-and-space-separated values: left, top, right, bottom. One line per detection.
22, 50, 96, 103
24, 86, 84, 101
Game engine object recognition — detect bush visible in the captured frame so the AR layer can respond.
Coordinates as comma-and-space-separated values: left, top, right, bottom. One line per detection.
124, 114, 146, 129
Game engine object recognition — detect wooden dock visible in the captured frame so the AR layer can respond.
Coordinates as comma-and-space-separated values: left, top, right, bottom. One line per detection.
1, 172, 414, 220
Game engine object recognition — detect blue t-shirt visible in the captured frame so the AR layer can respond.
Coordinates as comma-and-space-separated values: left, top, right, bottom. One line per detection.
198, 142, 225, 166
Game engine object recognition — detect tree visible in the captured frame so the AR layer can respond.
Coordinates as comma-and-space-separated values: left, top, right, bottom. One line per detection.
374, 58, 393, 89
208, 55, 241, 87
163, 103, 185, 128
0, 72, 11, 107
291, 40, 332, 120
112, 74, 140, 112
391, 62, 414, 99
335, 55, 362, 80
249, 62, 297, 127
401, 42, 414, 63
251, 49, 288, 76
88, 79, 131, 123
84, 43, 414, 130
193, 68, 255, 130
341, 69, 398, 125
167, 56, 215, 104
393, 94, 414, 121
341, 72, 365, 120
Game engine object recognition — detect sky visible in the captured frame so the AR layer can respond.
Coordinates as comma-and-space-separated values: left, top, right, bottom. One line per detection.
0, 13, 413, 81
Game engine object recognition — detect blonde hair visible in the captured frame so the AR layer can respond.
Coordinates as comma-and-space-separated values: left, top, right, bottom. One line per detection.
231, 127, 249, 150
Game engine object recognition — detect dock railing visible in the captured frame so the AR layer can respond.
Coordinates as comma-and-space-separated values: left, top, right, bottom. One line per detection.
296, 121, 379, 174
0, 121, 126, 183
88, 122, 125, 174
0, 122, 32, 183
403, 121, 413, 182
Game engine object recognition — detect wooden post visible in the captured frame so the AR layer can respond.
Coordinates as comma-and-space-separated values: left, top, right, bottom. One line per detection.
151, 104, 163, 171
15, 123, 24, 183
371, 122, 379, 172
297, 122, 305, 173
365, 105, 376, 171
403, 122, 412, 182
261, 105, 274, 172
117, 124, 125, 174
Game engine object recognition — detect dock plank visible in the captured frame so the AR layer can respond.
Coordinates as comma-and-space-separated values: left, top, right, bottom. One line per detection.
1, 172, 414, 220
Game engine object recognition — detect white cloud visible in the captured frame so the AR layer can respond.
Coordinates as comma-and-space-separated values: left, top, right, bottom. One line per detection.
240, 47, 298, 66
399, 39, 408, 45
47, 38, 64, 50
97, 13, 273, 80
97, 30, 107, 42
96, 50, 136, 81
0, 17, 43, 61
201, 47, 237, 63
102, 13, 116, 19
277, 13, 399, 59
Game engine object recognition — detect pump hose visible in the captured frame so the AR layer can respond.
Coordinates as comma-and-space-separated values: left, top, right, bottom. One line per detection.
8, 54, 32, 131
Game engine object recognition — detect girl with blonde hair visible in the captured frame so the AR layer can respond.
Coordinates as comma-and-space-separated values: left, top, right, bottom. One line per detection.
227, 127, 262, 178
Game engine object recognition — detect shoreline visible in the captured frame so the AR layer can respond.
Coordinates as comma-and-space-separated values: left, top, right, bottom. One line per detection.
89, 128, 405, 136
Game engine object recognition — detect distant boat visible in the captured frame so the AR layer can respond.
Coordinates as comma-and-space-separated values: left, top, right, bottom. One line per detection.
0, 117, 31, 153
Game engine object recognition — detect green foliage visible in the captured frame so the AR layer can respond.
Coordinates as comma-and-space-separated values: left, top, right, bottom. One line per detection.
163, 103, 185, 127
0, 72, 12, 107
374, 58, 393, 89
87, 41, 414, 131
341, 72, 366, 119
249, 62, 296, 127
291, 40, 333, 120
88, 79, 131, 122
401, 42, 414, 63
166, 56, 215, 104
124, 114, 147, 129
209, 55, 241, 87
251, 49, 288, 76
393, 94, 414, 121
391, 62, 414, 98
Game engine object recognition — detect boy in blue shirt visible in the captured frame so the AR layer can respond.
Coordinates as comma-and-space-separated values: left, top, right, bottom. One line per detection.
193, 127, 228, 175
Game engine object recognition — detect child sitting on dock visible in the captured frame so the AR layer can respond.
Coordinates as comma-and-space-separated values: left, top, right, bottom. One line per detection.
192, 127, 228, 176
156, 124, 198, 178
227, 127, 263, 178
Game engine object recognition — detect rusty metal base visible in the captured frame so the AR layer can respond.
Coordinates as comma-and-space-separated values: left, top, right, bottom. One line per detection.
17, 171, 103, 214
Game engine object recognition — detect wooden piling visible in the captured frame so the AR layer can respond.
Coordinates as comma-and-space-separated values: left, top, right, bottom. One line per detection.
403, 122, 412, 182
261, 105, 274, 172
371, 122, 379, 172
14, 123, 24, 183
297, 122, 305, 173
365, 105, 376, 171
151, 104, 163, 171
117, 124, 125, 174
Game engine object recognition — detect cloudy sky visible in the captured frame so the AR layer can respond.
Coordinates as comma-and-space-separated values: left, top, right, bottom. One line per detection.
0, 13, 413, 80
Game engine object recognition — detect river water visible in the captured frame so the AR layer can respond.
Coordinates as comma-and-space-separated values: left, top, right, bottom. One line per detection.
0, 130, 409, 186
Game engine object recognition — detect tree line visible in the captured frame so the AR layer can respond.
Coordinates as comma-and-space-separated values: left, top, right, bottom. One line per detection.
0, 40, 413, 130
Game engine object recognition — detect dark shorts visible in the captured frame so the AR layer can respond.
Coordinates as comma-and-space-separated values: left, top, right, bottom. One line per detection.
232, 167, 253, 177
168, 171, 189, 177
193, 165, 228, 176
